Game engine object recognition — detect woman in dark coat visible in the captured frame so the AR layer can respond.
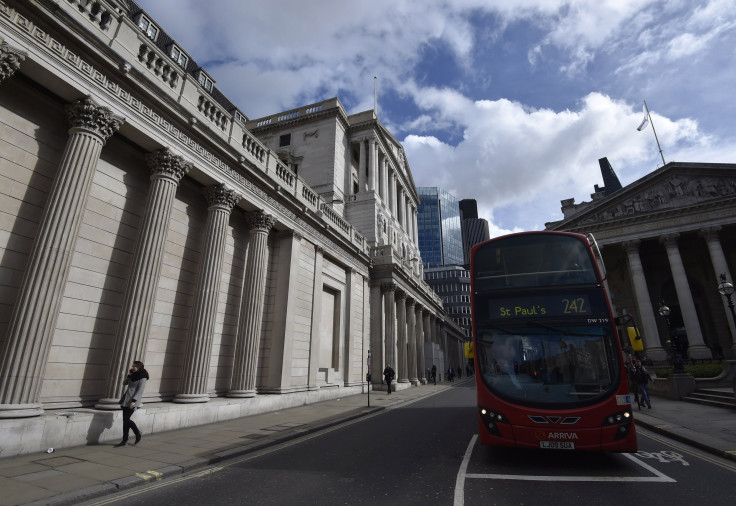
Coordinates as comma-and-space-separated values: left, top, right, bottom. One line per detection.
115, 360, 149, 447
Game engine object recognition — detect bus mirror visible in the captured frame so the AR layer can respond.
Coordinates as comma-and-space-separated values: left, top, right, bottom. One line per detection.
586, 233, 606, 280
614, 314, 633, 326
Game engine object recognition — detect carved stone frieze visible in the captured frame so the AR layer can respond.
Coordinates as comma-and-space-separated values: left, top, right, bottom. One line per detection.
577, 175, 736, 226
65, 97, 124, 142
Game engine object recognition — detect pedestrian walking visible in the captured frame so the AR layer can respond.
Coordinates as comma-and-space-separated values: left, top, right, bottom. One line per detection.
383, 363, 395, 395
115, 360, 149, 447
431, 364, 437, 385
632, 360, 652, 410
626, 356, 639, 407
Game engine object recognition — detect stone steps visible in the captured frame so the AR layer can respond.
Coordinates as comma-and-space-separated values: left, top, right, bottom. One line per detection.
683, 388, 736, 410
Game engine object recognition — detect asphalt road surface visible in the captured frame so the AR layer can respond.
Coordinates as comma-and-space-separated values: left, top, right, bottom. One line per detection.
85, 382, 736, 506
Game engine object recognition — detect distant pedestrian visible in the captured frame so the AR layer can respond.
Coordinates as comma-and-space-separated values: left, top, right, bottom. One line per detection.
383, 363, 395, 395
431, 364, 437, 385
632, 360, 652, 410
447, 367, 454, 382
115, 360, 149, 447
625, 356, 639, 407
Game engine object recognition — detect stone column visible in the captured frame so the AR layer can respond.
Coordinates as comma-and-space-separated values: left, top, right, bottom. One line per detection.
370, 281, 384, 388
368, 138, 377, 191
383, 283, 397, 370
700, 226, 736, 355
622, 240, 666, 361
660, 233, 711, 359
396, 290, 409, 383
417, 306, 427, 383
358, 139, 366, 192
381, 158, 388, 203
175, 185, 240, 403
0, 41, 27, 84
0, 97, 123, 418
97, 149, 190, 409
406, 297, 418, 385
229, 211, 276, 397
308, 246, 325, 391
389, 173, 396, 216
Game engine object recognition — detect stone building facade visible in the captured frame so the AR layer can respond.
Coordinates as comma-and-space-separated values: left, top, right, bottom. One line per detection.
547, 162, 736, 362
0, 0, 464, 455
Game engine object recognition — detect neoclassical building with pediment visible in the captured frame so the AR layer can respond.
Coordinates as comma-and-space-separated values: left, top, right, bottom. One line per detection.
547, 161, 736, 361
0, 0, 465, 456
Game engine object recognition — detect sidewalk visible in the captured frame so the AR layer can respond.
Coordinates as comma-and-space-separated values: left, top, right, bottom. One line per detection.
0, 381, 457, 506
1, 382, 734, 506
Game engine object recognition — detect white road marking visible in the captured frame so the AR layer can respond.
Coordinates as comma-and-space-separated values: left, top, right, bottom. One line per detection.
454, 435, 676, 504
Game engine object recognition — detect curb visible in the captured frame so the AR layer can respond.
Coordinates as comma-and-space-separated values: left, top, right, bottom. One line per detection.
30, 406, 386, 506
634, 417, 736, 463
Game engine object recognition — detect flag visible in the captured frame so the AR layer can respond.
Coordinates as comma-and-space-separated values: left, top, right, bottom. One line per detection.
636, 104, 649, 131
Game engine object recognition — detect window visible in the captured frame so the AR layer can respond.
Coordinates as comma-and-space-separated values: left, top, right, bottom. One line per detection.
198, 72, 213, 92
234, 111, 246, 123
279, 134, 291, 147
138, 15, 158, 40
170, 46, 188, 68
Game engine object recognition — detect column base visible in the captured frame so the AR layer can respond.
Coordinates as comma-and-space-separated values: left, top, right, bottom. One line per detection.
95, 397, 122, 410
410, 378, 420, 386
0, 403, 43, 418
173, 393, 210, 403
687, 344, 713, 360
227, 389, 256, 398
643, 346, 667, 362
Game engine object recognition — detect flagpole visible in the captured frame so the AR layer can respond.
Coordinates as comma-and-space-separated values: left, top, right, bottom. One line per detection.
644, 100, 666, 166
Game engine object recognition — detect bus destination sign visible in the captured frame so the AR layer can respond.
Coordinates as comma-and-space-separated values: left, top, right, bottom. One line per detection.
487, 294, 594, 319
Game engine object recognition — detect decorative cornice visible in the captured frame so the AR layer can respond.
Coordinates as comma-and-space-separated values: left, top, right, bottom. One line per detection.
204, 184, 240, 212
146, 148, 191, 183
65, 96, 124, 142
0, 40, 26, 83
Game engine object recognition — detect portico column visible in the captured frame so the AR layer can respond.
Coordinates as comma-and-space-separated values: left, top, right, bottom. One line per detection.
381, 158, 388, 203
229, 211, 276, 397
406, 298, 418, 385
0, 97, 123, 418
175, 185, 240, 403
416, 305, 426, 383
396, 290, 409, 383
389, 173, 396, 216
370, 282, 384, 388
622, 240, 666, 361
700, 226, 736, 355
358, 139, 366, 192
368, 138, 377, 191
97, 148, 190, 409
383, 283, 397, 372
0, 41, 27, 84
660, 234, 711, 359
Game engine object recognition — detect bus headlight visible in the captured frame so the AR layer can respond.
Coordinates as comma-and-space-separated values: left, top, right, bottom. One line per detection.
479, 406, 509, 437
602, 409, 633, 440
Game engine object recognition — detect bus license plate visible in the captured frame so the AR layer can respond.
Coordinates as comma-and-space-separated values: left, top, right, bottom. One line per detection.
540, 441, 575, 450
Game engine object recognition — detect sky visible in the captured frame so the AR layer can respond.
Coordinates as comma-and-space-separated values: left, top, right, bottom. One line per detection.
137, 0, 736, 236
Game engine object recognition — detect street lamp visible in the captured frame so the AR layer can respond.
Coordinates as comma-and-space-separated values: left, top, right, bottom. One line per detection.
658, 301, 684, 372
717, 273, 736, 322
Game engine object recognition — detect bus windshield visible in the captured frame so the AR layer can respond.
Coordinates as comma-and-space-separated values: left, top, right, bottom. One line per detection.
475, 322, 619, 408
473, 233, 599, 290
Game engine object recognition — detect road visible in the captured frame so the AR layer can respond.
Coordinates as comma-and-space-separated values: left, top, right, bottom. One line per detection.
84, 381, 736, 505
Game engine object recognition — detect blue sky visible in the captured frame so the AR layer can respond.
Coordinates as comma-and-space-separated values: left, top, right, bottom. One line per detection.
138, 0, 736, 235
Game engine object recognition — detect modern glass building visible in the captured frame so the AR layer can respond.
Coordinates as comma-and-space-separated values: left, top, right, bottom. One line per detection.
417, 187, 463, 268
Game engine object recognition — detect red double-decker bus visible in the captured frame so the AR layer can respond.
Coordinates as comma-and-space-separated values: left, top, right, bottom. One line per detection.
470, 231, 637, 451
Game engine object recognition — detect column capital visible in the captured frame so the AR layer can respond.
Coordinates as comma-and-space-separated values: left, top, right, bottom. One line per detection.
247, 211, 276, 232
395, 290, 407, 302
146, 148, 191, 183
204, 184, 240, 212
699, 225, 722, 241
382, 282, 396, 293
621, 239, 641, 253
66, 96, 124, 142
0, 41, 27, 83
659, 232, 680, 247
